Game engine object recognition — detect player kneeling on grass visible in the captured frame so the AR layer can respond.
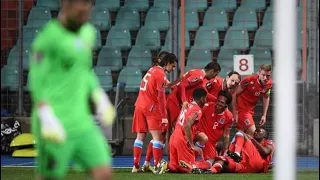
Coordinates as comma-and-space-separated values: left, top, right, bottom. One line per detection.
185, 90, 233, 170
157, 88, 208, 174
29, 0, 115, 180
187, 127, 274, 174
131, 53, 177, 173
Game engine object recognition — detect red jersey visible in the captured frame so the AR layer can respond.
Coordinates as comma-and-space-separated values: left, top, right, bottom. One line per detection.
135, 66, 167, 118
197, 102, 233, 143
173, 102, 203, 140
203, 76, 225, 100
237, 75, 272, 112
261, 139, 275, 173
168, 69, 205, 105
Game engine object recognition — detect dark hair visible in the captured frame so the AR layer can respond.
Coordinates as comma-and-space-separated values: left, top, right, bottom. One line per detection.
256, 127, 269, 139
159, 53, 178, 67
153, 51, 170, 66
227, 71, 241, 81
217, 90, 233, 105
204, 62, 221, 72
192, 87, 207, 101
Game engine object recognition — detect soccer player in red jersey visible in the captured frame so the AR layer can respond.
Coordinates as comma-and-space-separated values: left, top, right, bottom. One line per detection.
166, 62, 221, 130
158, 88, 208, 174
131, 53, 177, 173
231, 64, 273, 136
203, 71, 241, 102
207, 127, 274, 174
185, 90, 234, 170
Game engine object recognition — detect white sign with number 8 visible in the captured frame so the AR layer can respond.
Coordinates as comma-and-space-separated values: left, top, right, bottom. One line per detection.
233, 55, 254, 75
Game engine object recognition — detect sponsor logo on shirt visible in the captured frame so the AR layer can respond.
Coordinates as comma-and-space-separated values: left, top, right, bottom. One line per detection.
219, 118, 225, 124
206, 82, 212, 88
244, 119, 251, 125
254, 91, 260, 96
192, 77, 198, 82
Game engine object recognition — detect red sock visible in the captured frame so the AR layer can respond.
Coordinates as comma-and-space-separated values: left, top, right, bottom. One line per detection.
145, 140, 153, 163
229, 143, 235, 152
133, 139, 143, 168
234, 133, 245, 154
152, 141, 163, 167
195, 160, 212, 169
210, 163, 223, 173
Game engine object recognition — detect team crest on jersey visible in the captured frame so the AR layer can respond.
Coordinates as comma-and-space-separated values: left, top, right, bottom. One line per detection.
206, 82, 212, 88
192, 77, 198, 82
243, 81, 249, 87
193, 112, 199, 119
250, 81, 254, 84
219, 118, 225, 124
244, 119, 251, 125
254, 91, 260, 96
34, 52, 43, 63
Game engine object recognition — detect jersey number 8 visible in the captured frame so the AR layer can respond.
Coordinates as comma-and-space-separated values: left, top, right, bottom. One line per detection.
140, 73, 152, 91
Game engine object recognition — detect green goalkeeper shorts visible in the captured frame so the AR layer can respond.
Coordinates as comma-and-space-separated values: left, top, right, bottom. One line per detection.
35, 127, 112, 178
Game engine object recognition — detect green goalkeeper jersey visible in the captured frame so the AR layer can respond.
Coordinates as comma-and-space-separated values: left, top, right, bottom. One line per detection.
29, 19, 100, 137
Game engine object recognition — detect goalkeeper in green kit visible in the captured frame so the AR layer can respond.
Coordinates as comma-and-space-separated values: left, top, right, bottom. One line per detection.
29, 0, 115, 179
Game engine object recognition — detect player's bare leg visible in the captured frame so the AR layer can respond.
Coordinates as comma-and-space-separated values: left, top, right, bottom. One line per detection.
246, 125, 256, 137
194, 132, 208, 159
149, 130, 165, 174
132, 132, 146, 172
91, 165, 112, 180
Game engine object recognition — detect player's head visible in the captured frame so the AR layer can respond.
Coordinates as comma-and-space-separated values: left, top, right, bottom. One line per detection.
258, 64, 272, 85
59, 0, 92, 32
226, 71, 241, 90
153, 51, 170, 66
192, 87, 207, 108
159, 53, 178, 73
215, 90, 233, 112
204, 62, 221, 80
254, 127, 268, 142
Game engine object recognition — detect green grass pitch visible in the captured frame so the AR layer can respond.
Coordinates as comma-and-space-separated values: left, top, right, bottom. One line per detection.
1, 167, 319, 180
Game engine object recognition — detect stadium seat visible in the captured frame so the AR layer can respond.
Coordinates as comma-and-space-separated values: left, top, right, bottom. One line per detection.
94, 27, 102, 50
126, 46, 152, 71
7, 45, 31, 71
94, 67, 113, 92
223, 27, 250, 50
24, 76, 30, 92
115, 7, 140, 31
187, 48, 212, 68
135, 26, 161, 50
296, 50, 302, 71
1, 65, 19, 91
193, 27, 220, 50
163, 28, 190, 49
124, 0, 149, 11
178, 8, 199, 31
153, 0, 171, 11
241, 0, 266, 11
253, 26, 274, 49
202, 7, 228, 31
90, 7, 111, 31
96, 47, 123, 71
217, 48, 240, 70
117, 67, 142, 92
212, 0, 237, 11
26, 7, 51, 28
263, 7, 273, 29
145, 7, 169, 31
233, 7, 258, 31
36, 0, 59, 11
95, 0, 120, 11
185, 0, 208, 11
105, 27, 131, 51
16, 27, 40, 46
249, 47, 273, 72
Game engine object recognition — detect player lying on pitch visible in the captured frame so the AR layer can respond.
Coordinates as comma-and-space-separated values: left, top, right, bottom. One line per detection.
232, 64, 273, 137
157, 88, 208, 174
203, 71, 241, 102
132, 53, 178, 173
179, 127, 274, 174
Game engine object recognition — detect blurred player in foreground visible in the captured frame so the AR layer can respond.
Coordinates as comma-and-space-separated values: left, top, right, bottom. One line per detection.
29, 0, 115, 179
203, 71, 241, 102
189, 90, 233, 170
158, 88, 208, 174
179, 127, 274, 174
132, 53, 177, 173
232, 64, 273, 136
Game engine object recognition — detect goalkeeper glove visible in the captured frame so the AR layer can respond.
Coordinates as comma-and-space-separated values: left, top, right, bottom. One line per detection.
92, 88, 116, 126
38, 104, 66, 144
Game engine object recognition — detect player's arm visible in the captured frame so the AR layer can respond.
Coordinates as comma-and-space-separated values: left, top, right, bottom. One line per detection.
183, 116, 202, 154
156, 75, 169, 130
178, 76, 202, 104
262, 90, 271, 117
251, 138, 273, 158
222, 116, 233, 154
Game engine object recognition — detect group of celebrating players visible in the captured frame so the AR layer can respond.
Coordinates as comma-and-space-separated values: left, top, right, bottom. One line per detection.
131, 51, 274, 175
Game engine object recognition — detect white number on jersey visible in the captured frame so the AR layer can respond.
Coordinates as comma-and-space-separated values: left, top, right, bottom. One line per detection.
178, 109, 188, 126
140, 73, 152, 91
